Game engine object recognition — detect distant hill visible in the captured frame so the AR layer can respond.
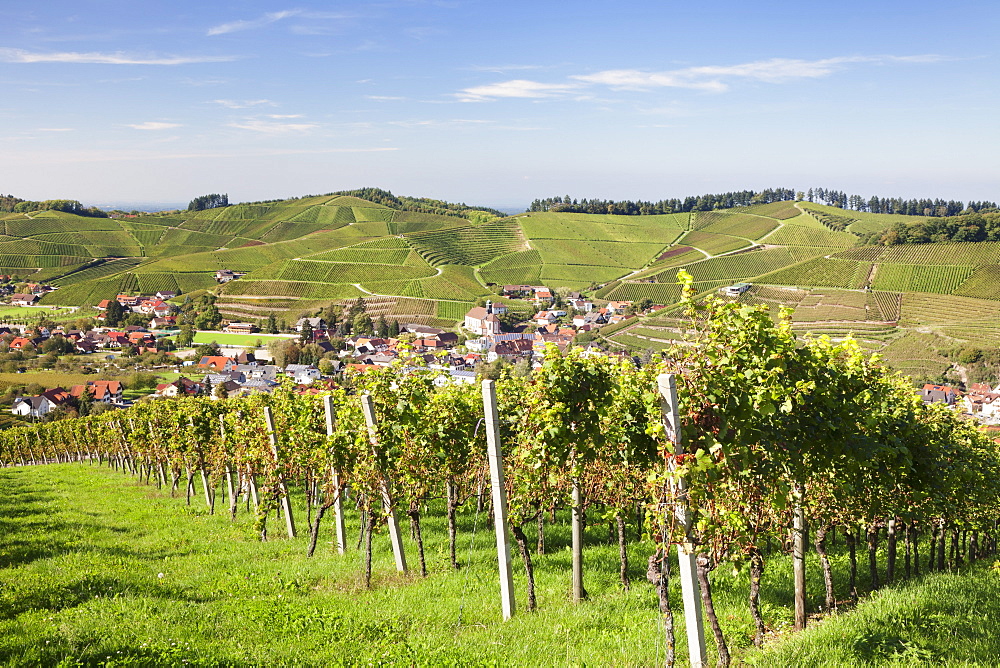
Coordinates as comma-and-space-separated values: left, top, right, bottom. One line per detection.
3, 191, 1000, 384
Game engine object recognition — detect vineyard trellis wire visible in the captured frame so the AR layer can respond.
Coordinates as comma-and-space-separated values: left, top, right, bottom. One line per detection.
3, 271, 1000, 668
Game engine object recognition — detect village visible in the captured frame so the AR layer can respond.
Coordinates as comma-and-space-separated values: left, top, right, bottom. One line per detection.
2, 283, 651, 420
5, 282, 999, 427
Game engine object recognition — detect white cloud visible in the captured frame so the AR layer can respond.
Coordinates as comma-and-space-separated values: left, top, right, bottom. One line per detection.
457, 79, 581, 102
207, 10, 302, 36
127, 122, 182, 130
462, 55, 945, 100
266, 114, 303, 119
0, 48, 236, 66
210, 99, 276, 109
387, 119, 493, 128
366, 95, 406, 101
228, 119, 319, 134
38, 127, 74, 132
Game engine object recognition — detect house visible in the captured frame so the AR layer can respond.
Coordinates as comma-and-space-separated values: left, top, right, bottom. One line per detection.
198, 356, 236, 372
224, 322, 257, 334
920, 384, 961, 405
284, 364, 321, 385
464, 303, 503, 337
533, 289, 554, 303
295, 317, 326, 332
235, 364, 278, 381
568, 298, 594, 313
606, 301, 633, 314
11, 387, 71, 418
215, 270, 245, 283
69, 380, 123, 404
9, 336, 41, 350
10, 294, 38, 306
501, 285, 535, 298
138, 299, 171, 317
116, 294, 141, 307
148, 316, 176, 329
486, 338, 534, 362
403, 323, 446, 337
433, 369, 477, 386
154, 377, 201, 397
721, 283, 753, 298
155, 291, 177, 300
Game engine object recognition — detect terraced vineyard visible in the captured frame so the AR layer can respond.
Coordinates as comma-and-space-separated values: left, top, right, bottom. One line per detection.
406, 219, 527, 266
4, 194, 996, 379
679, 230, 752, 255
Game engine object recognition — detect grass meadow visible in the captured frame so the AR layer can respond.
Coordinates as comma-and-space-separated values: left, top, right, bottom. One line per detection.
2, 464, 999, 666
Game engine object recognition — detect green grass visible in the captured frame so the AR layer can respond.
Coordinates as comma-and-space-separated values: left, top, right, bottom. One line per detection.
744, 563, 1000, 666
190, 331, 296, 347
4, 461, 1000, 666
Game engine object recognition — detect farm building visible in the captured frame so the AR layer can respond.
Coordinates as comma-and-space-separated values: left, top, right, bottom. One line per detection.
721, 282, 753, 297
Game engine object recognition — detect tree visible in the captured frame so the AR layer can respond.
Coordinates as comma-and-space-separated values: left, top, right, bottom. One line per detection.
104, 300, 125, 327
187, 193, 229, 211
299, 320, 314, 344
353, 313, 373, 336
177, 325, 195, 348
194, 303, 222, 330
265, 313, 279, 335
77, 386, 94, 417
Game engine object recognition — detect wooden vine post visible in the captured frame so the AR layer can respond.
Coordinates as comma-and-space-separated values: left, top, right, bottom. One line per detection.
360, 394, 408, 573
482, 380, 516, 620
323, 395, 347, 554
264, 406, 297, 539
793, 491, 807, 631
658, 373, 708, 668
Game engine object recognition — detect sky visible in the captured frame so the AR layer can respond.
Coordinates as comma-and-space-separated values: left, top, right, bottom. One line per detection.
0, 1, 997, 209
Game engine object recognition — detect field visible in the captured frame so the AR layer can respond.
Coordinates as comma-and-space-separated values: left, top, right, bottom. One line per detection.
190, 331, 297, 347
4, 463, 997, 666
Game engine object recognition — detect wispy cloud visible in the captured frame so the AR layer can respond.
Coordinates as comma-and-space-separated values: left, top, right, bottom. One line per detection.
457, 79, 581, 102
207, 10, 302, 36
127, 122, 182, 130
387, 118, 493, 128
0, 48, 236, 66
460, 55, 945, 100
211, 99, 277, 109
228, 118, 319, 133
13, 146, 400, 165
38, 127, 74, 132
266, 114, 303, 119
466, 64, 546, 73
366, 95, 406, 101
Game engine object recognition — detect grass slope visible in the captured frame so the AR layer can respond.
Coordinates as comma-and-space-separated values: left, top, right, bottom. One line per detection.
5, 464, 997, 667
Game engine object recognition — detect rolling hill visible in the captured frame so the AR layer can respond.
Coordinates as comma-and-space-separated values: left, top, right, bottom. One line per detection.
5, 193, 1000, 382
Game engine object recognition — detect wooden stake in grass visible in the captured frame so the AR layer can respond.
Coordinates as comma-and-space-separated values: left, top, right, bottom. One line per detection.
483, 379, 516, 621
360, 394, 407, 574
657, 373, 708, 668
264, 406, 296, 539
323, 395, 346, 555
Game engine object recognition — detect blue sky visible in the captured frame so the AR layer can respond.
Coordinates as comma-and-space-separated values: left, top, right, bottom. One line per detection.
0, 1, 996, 209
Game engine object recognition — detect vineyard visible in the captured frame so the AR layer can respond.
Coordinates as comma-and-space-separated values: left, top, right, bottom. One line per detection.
678, 231, 752, 256
406, 219, 527, 266
756, 257, 871, 289
692, 211, 779, 239
870, 264, 976, 294
4, 293, 1000, 666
